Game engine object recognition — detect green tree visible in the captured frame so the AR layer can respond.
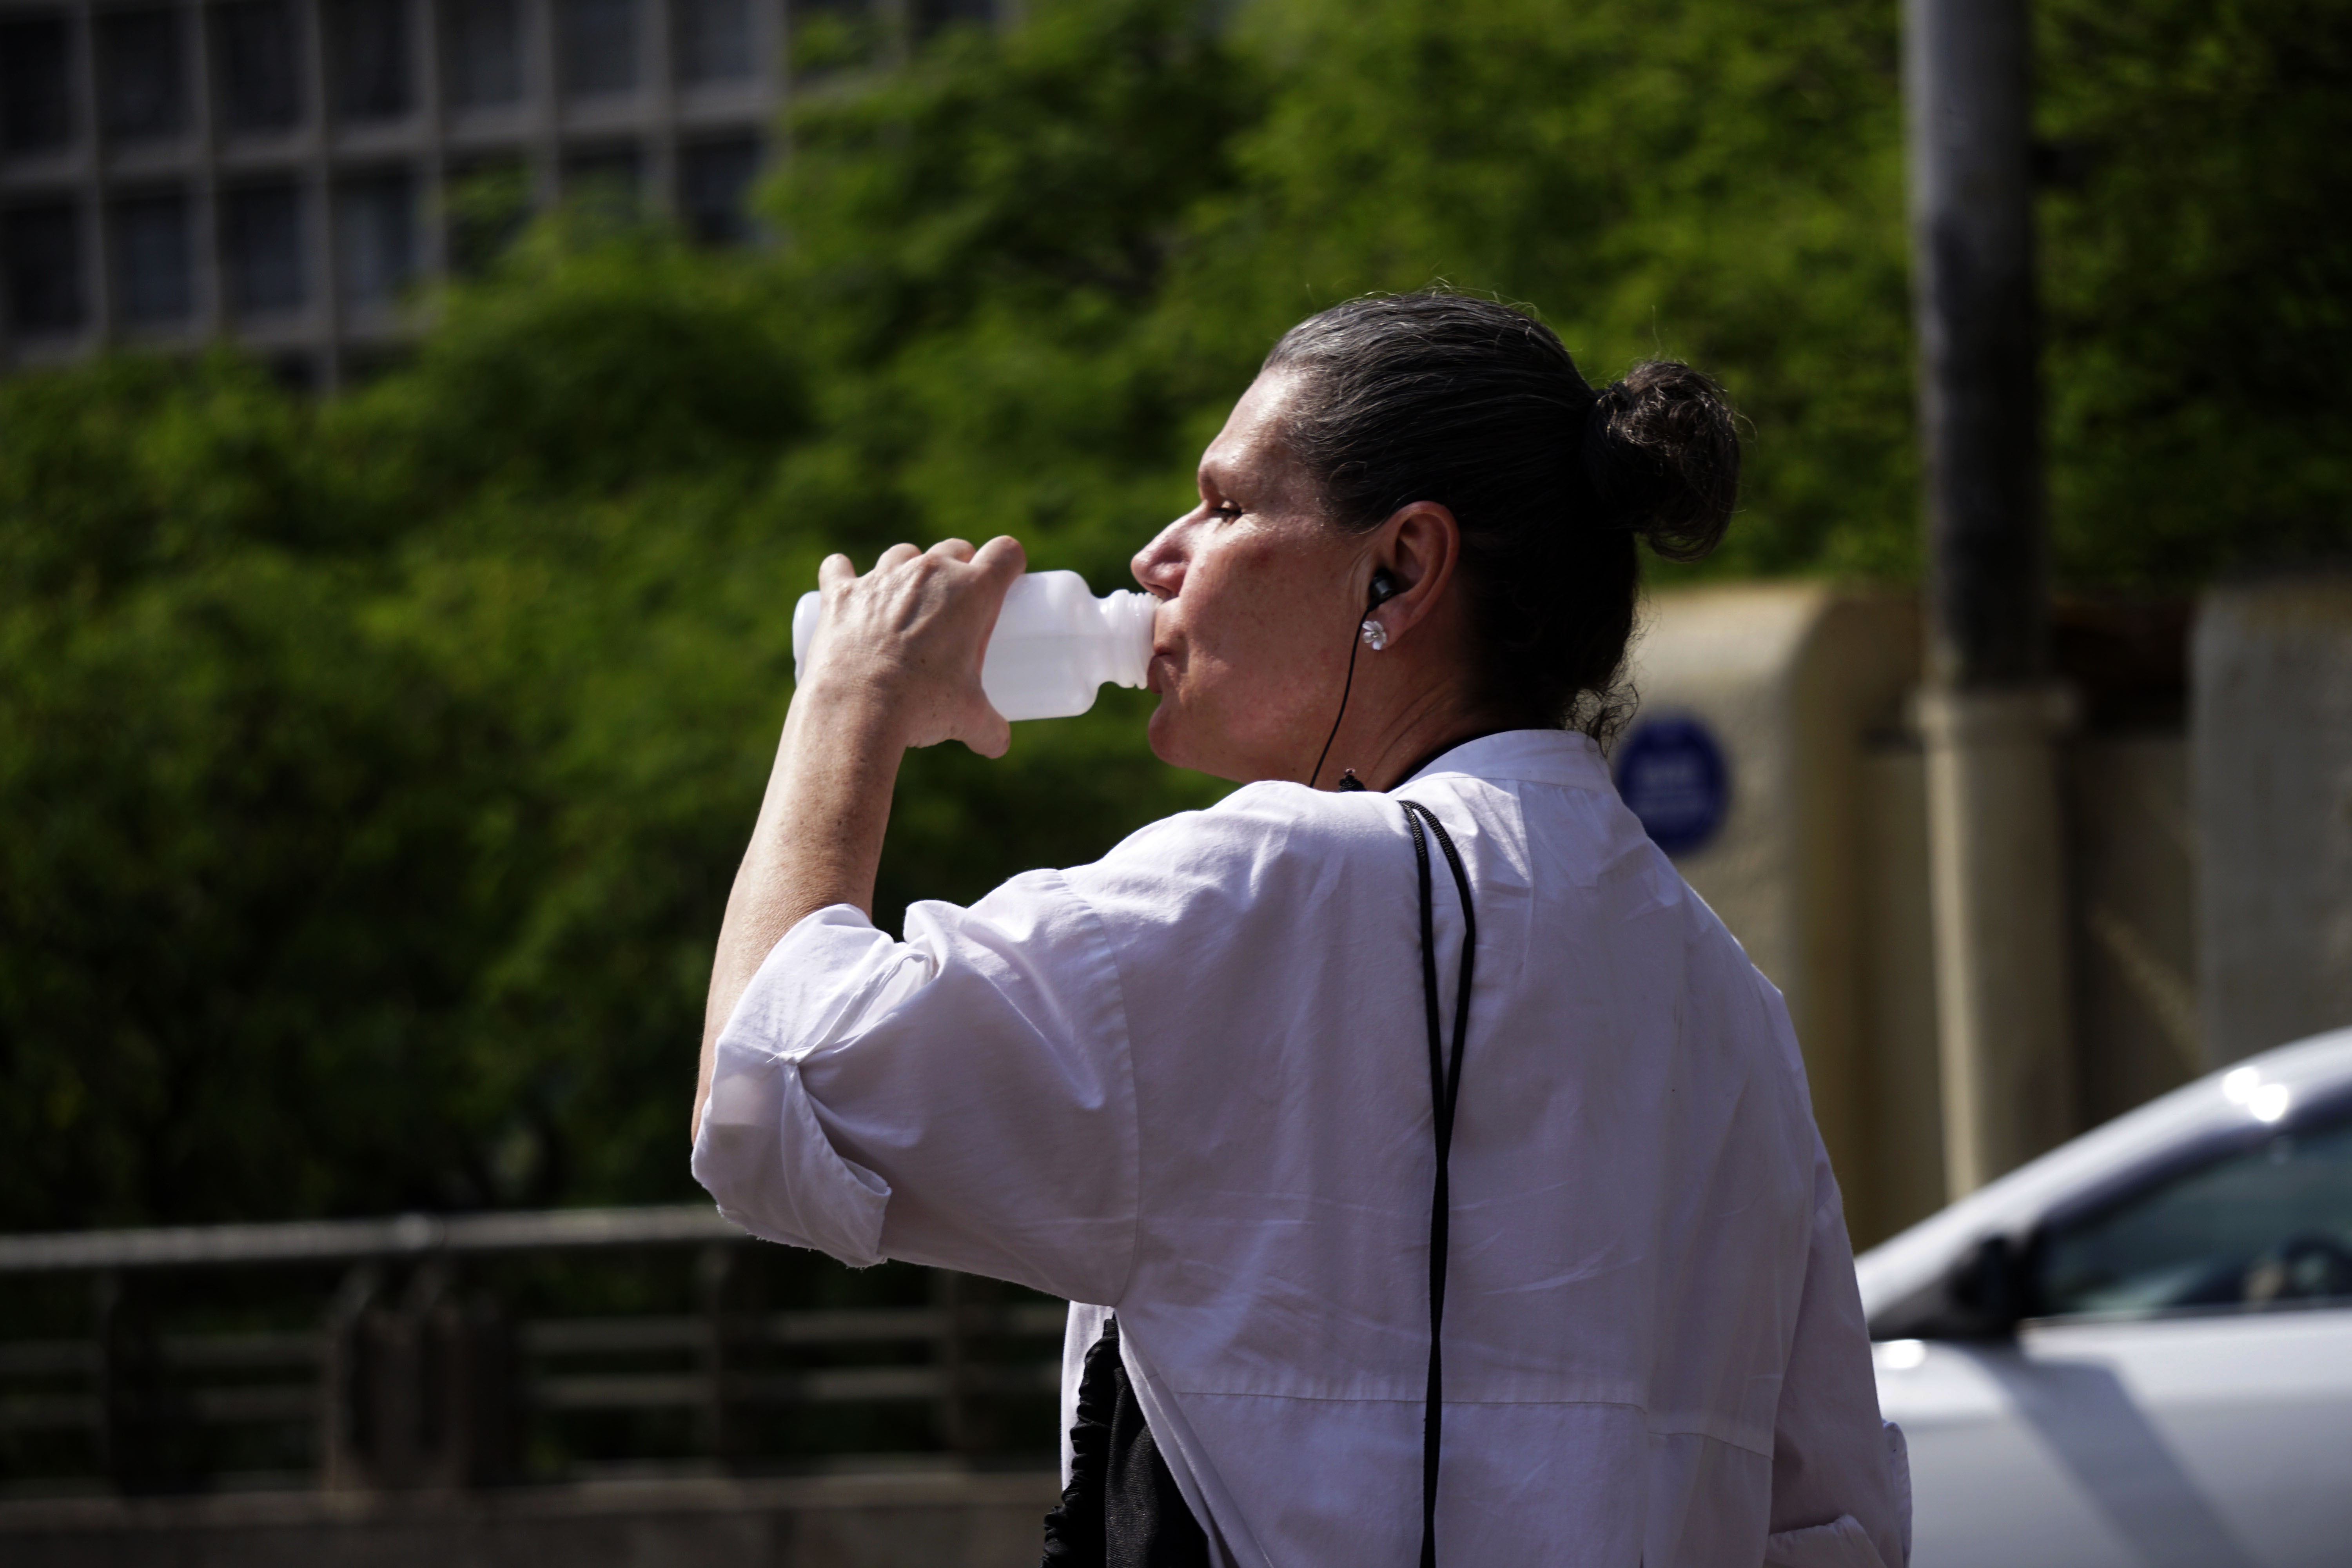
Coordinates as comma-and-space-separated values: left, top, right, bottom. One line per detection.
4, 0, 2346, 1232
2038, 0, 2352, 585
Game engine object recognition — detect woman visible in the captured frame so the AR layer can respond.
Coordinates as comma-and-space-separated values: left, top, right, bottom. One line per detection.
691, 293, 1909, 1567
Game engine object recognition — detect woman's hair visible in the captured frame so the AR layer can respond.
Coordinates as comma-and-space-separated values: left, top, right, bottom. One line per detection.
1262, 290, 1739, 740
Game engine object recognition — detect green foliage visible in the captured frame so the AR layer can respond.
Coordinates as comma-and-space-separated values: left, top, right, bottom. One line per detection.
357, 234, 808, 506
3, 0, 2345, 1232
2038, 0, 2352, 584
766, 0, 1260, 584
0, 355, 543, 1226
1193, 0, 1918, 577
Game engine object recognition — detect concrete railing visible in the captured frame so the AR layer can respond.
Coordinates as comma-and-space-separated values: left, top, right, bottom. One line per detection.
0, 1206, 743, 1274
0, 1207, 1065, 1497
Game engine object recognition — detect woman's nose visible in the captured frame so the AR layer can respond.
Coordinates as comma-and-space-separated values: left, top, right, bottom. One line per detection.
1131, 518, 1190, 597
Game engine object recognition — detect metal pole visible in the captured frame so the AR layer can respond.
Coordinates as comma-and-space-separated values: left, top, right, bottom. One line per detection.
1905, 0, 2076, 1196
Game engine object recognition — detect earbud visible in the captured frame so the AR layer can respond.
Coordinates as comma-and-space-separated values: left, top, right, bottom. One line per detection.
1360, 569, 1399, 652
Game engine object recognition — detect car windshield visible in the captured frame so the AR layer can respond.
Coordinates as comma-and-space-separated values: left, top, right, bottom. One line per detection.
2035, 1105, 2352, 1319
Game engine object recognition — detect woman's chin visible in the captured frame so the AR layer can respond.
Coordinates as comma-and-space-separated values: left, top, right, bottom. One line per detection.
1143, 702, 1237, 780
1143, 699, 1191, 770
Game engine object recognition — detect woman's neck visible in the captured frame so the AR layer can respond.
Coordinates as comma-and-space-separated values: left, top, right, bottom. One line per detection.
1330, 685, 1537, 793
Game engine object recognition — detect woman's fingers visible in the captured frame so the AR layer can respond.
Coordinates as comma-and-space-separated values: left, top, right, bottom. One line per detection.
971, 534, 1027, 586
944, 541, 1025, 757
875, 541, 924, 568
963, 706, 1013, 760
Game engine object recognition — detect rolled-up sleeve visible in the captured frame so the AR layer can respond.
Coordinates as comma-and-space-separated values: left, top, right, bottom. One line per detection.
690, 871, 1140, 1306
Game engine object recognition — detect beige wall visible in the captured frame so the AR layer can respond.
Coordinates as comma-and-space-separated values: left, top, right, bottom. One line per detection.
1857, 744, 1945, 1243
2070, 735, 2200, 1123
1627, 585, 2200, 1248
2194, 577, 2352, 1065
1624, 585, 1924, 1244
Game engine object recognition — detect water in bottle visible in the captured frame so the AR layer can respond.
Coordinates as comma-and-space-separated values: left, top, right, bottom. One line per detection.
792, 570, 1158, 721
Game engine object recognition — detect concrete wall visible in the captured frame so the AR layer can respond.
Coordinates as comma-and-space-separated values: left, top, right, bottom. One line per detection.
2069, 735, 2200, 1121
1628, 584, 2204, 1246
1856, 743, 1947, 1241
2194, 576, 2352, 1065
0, 1470, 1060, 1568
1623, 584, 1928, 1244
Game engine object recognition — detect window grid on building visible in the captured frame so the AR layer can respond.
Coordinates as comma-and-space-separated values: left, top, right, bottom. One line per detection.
0, 0, 916, 389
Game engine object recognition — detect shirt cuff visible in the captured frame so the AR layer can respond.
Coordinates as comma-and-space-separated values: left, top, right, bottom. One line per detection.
689, 905, 934, 1267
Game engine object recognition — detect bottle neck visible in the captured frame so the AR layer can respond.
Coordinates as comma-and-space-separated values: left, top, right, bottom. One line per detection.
1099, 591, 1157, 690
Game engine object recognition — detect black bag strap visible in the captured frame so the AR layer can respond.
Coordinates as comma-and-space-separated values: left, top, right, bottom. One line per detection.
1398, 800, 1475, 1568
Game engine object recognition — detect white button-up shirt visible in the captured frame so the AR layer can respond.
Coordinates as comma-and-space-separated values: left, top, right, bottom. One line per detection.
693, 730, 1908, 1567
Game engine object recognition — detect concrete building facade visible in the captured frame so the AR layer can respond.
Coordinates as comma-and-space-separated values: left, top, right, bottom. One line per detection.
0, 0, 985, 390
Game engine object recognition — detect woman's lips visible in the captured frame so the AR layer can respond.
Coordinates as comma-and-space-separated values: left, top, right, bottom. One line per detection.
1145, 646, 1179, 695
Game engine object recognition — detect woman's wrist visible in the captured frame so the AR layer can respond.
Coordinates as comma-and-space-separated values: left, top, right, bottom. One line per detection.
787, 661, 926, 755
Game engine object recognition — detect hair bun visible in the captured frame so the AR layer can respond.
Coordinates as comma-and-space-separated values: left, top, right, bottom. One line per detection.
1581, 360, 1739, 563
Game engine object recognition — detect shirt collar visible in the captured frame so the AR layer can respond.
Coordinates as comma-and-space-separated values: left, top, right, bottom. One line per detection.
1395, 728, 1613, 792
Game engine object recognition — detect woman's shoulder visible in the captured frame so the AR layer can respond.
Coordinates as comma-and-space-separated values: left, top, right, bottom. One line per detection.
1052, 781, 1408, 924
1118, 779, 1414, 862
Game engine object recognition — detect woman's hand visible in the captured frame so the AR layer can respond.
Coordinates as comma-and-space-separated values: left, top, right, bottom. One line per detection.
799, 536, 1026, 757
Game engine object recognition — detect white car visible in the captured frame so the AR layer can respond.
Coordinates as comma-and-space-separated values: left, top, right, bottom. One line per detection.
1858, 1026, 2352, 1568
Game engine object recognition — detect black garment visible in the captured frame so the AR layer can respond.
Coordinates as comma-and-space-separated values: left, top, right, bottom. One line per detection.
1040, 1316, 1210, 1568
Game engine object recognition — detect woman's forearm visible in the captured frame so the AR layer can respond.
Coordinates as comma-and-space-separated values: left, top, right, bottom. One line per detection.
690, 536, 1025, 1145
693, 680, 906, 1143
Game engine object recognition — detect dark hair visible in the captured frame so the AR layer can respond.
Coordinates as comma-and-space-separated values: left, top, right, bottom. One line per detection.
1263, 291, 1739, 739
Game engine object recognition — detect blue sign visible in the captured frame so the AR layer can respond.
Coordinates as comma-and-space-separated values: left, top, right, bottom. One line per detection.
1613, 715, 1730, 857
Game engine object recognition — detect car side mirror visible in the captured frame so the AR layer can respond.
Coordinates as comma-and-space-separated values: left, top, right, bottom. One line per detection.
1940, 1234, 2025, 1337
1869, 1234, 2027, 1341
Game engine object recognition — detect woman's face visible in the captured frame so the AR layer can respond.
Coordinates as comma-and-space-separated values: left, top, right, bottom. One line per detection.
1131, 371, 1368, 784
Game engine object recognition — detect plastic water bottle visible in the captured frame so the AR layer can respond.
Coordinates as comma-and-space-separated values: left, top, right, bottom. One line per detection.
792, 570, 1158, 721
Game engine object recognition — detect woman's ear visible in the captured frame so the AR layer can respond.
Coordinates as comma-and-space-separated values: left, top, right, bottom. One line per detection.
1366, 501, 1462, 643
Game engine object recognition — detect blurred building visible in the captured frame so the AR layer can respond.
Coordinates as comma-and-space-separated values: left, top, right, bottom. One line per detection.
0, 0, 991, 390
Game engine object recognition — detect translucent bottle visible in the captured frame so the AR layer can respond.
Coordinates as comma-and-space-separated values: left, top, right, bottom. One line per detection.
792, 570, 1158, 721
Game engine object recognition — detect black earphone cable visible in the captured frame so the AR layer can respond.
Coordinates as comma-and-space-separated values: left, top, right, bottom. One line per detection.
1306, 615, 1365, 792
1399, 799, 1475, 1568
1308, 570, 1396, 791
